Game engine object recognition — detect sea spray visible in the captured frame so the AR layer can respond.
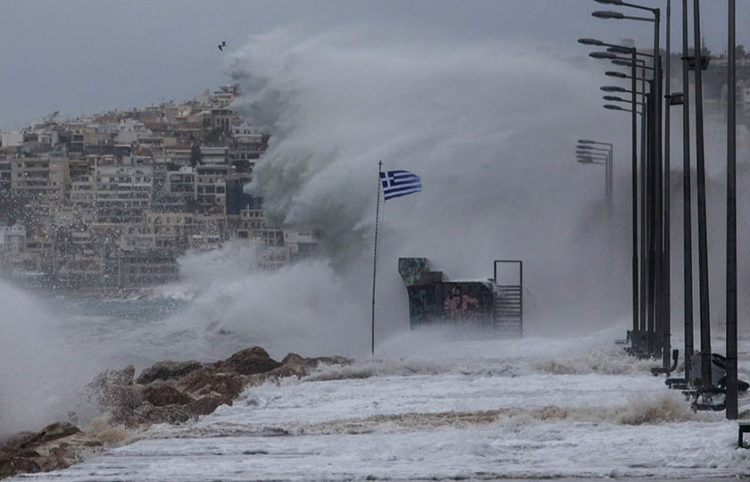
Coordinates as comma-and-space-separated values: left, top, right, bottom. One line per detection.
226, 27, 633, 337
0, 282, 99, 439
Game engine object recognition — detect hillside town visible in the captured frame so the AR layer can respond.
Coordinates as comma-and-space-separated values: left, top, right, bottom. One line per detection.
0, 85, 317, 292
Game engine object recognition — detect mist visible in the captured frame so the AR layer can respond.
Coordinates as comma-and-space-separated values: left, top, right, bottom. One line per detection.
0, 282, 101, 437
223, 27, 632, 339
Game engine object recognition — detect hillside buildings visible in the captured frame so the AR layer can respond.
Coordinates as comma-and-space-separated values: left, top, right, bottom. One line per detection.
0, 85, 317, 291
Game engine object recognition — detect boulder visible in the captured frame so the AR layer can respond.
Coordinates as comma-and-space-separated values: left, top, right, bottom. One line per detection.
178, 367, 245, 400
7, 423, 81, 450
136, 360, 203, 385
38, 445, 77, 472
38, 422, 81, 444
0, 448, 41, 478
4, 431, 38, 449
133, 402, 192, 425
222, 346, 281, 375
143, 384, 193, 407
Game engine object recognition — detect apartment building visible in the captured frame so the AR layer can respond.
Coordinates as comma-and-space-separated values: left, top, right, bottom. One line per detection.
196, 164, 229, 214
10, 157, 69, 204
94, 164, 153, 224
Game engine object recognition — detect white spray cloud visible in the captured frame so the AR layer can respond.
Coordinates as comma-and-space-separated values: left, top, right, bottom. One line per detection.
225, 27, 631, 333
0, 282, 99, 438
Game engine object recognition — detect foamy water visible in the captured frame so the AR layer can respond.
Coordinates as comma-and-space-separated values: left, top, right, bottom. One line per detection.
11, 332, 749, 481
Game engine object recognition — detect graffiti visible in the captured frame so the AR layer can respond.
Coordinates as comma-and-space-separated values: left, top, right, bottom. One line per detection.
443, 286, 479, 318
398, 257, 432, 286
399, 257, 494, 327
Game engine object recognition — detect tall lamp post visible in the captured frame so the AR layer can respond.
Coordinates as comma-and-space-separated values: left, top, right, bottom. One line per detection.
725, 0, 738, 420
593, 0, 667, 367
692, 0, 712, 388
680, 0, 695, 385
577, 143, 613, 209
611, 56, 653, 356
581, 40, 641, 348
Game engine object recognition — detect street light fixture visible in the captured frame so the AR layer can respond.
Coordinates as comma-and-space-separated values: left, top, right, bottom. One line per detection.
606, 45, 637, 55
578, 38, 606, 46
601, 85, 629, 93
612, 59, 654, 70
605, 71, 628, 79
590, 51, 619, 60
603, 95, 644, 108
593, 10, 625, 19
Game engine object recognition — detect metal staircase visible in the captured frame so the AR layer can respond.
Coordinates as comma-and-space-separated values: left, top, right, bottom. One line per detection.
493, 260, 523, 337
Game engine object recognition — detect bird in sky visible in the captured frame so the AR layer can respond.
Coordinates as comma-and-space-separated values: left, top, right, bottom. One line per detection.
218, 41, 227, 51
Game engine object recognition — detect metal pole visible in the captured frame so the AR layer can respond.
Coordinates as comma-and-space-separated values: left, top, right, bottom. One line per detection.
647, 85, 658, 355
681, 0, 694, 382
653, 9, 663, 358
693, 0, 712, 386
608, 145, 613, 212
606, 146, 613, 212
371, 160, 383, 356
631, 49, 640, 349
640, 72, 649, 346
662, 0, 672, 371
725, 0, 738, 420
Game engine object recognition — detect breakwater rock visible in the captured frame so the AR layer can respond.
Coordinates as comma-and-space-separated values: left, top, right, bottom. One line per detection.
0, 346, 352, 480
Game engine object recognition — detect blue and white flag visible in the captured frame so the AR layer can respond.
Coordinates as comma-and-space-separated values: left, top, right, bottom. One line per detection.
379, 170, 422, 200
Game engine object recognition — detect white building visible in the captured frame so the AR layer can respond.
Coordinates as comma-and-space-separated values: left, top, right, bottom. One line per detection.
116, 119, 153, 145
1, 130, 24, 148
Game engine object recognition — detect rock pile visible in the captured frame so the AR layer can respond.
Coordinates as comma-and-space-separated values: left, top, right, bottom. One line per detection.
0, 346, 351, 480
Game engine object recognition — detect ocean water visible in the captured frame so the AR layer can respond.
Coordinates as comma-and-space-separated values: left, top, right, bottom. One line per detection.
1, 244, 748, 481
6, 316, 750, 481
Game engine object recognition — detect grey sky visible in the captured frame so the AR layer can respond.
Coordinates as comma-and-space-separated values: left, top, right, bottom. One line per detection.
0, 0, 746, 131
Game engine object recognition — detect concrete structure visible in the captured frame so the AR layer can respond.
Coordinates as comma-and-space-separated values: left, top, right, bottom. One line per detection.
398, 257, 523, 336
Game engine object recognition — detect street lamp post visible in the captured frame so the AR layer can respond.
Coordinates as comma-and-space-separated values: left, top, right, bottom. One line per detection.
693, 0, 712, 388
680, 0, 695, 385
665, 0, 674, 374
612, 57, 652, 348
576, 143, 613, 209
725, 0, 738, 421
583, 41, 642, 347
593, 0, 665, 363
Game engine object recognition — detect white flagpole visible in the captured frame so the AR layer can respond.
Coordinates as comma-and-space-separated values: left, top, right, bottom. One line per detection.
371, 160, 383, 356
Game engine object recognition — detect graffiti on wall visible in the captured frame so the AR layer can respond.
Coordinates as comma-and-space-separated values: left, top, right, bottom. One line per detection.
399, 257, 494, 327
443, 286, 479, 318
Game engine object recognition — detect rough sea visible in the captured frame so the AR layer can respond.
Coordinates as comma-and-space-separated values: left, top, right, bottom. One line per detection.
2, 272, 749, 481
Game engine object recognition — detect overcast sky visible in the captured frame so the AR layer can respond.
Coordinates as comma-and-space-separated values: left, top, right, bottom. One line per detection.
0, 0, 746, 131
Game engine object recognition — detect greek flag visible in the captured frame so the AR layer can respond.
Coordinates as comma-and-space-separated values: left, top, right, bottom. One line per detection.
379, 170, 422, 200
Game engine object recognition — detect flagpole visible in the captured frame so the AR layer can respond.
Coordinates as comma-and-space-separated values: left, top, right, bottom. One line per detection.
371, 160, 383, 356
